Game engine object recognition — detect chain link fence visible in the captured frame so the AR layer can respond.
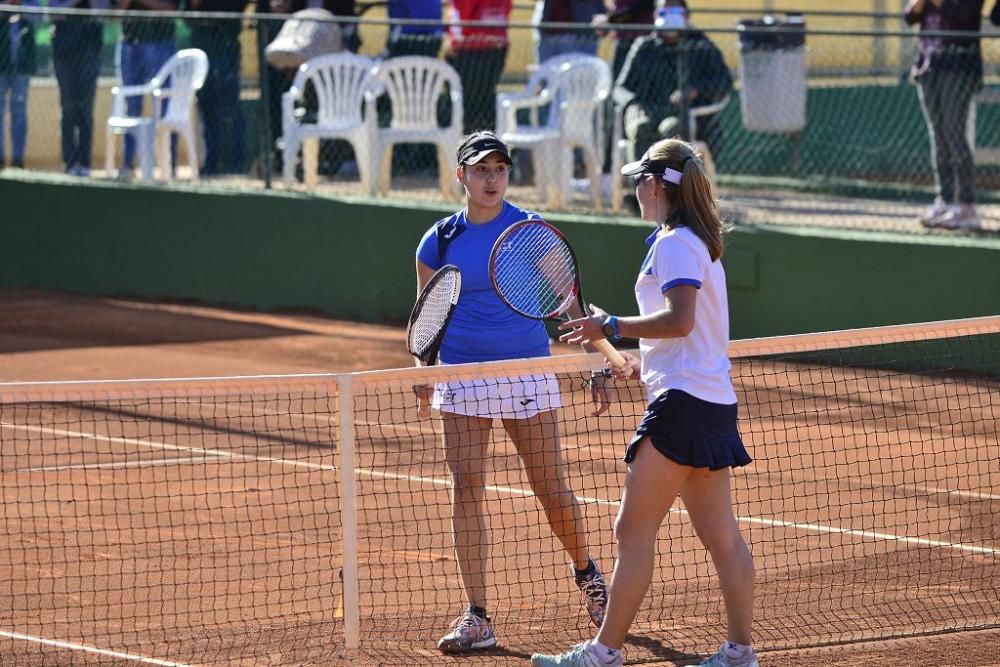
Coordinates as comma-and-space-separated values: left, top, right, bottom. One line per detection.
2, 2, 999, 233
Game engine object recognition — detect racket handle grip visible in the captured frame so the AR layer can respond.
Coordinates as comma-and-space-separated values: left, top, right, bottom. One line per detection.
593, 338, 628, 370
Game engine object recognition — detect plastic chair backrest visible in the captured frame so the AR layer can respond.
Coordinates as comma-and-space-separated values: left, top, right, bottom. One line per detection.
154, 49, 209, 124
292, 52, 375, 127
371, 56, 462, 131
551, 57, 611, 132
526, 54, 587, 128
528, 53, 583, 95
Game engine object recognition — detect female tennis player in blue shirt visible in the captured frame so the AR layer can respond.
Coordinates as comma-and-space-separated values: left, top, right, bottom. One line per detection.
532, 138, 757, 667
414, 131, 611, 654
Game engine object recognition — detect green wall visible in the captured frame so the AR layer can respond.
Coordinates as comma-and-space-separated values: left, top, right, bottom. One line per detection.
1, 174, 998, 339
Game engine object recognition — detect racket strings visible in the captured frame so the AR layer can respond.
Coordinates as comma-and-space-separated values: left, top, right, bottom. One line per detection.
494, 225, 578, 318
409, 272, 460, 358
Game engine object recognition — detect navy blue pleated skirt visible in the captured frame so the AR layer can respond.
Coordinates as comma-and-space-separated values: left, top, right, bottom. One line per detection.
624, 389, 751, 470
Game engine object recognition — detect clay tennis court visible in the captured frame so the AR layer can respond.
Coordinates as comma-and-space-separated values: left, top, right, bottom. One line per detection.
0, 289, 997, 667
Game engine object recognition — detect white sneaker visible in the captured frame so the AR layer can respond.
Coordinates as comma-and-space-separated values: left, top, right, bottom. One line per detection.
919, 199, 951, 227
532, 642, 622, 667
934, 203, 980, 230
699, 643, 760, 667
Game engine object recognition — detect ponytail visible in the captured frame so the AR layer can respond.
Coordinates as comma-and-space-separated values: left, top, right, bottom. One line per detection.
650, 140, 725, 261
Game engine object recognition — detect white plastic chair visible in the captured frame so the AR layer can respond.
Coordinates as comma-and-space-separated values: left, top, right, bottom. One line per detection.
497, 54, 611, 209
281, 52, 376, 189
367, 56, 463, 200
610, 93, 730, 212
105, 49, 209, 181
496, 53, 579, 139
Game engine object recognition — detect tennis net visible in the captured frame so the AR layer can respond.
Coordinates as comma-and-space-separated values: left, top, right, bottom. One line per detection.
0, 316, 997, 666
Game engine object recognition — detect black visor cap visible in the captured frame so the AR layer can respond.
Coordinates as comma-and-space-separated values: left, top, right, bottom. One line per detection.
458, 136, 513, 166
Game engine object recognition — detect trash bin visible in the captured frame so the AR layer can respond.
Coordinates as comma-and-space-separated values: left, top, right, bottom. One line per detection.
737, 14, 806, 133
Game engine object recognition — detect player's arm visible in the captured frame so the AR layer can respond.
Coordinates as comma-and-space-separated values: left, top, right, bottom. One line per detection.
560, 294, 619, 416
611, 285, 697, 339
416, 259, 436, 296
558, 286, 697, 346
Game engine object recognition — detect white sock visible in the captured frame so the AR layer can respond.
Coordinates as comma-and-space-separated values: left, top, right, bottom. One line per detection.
587, 639, 621, 665
723, 641, 755, 663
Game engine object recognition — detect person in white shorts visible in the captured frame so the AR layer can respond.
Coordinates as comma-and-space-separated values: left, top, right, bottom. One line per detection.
413, 131, 613, 654
532, 138, 758, 667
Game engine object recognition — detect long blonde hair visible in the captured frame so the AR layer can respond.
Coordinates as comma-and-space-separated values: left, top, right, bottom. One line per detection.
648, 139, 725, 261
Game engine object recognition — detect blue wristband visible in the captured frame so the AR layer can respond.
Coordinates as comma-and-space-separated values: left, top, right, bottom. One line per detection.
602, 315, 620, 343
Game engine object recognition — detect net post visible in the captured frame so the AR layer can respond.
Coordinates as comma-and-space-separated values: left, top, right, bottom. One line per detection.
337, 373, 361, 654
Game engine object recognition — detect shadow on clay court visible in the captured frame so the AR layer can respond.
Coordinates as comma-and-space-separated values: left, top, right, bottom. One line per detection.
0, 288, 313, 353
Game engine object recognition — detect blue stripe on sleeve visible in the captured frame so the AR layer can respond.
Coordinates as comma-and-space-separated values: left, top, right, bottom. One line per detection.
662, 278, 702, 293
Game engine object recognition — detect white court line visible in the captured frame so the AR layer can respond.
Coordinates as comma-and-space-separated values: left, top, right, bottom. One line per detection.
165, 399, 442, 437
362, 469, 1000, 556
897, 484, 1000, 502
0, 422, 997, 663
16, 456, 226, 473
4, 422, 998, 560
0, 630, 197, 666
1, 423, 334, 473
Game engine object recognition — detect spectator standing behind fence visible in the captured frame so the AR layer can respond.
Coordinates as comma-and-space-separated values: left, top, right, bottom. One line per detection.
905, 0, 984, 231
187, 0, 249, 175
114, 0, 178, 179
49, 0, 108, 176
385, 0, 442, 57
533, 0, 604, 63
613, 0, 731, 166
592, 0, 653, 175
0, 0, 37, 169
445, 0, 511, 133
591, 0, 653, 81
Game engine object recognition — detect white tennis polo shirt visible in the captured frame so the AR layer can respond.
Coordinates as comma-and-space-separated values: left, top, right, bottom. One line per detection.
634, 225, 737, 406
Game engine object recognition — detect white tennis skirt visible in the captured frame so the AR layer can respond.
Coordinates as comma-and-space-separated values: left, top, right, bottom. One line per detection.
432, 373, 562, 419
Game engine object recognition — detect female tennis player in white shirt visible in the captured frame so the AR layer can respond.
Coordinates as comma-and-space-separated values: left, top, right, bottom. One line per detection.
532, 138, 758, 667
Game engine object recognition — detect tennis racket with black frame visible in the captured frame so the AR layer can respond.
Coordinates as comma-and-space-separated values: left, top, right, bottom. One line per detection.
489, 219, 628, 371
406, 264, 462, 418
